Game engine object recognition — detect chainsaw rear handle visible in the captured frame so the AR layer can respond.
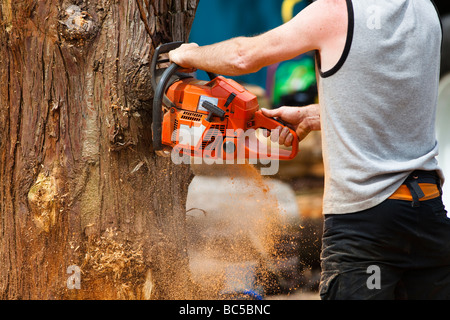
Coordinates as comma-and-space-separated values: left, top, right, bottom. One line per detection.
253, 110, 299, 160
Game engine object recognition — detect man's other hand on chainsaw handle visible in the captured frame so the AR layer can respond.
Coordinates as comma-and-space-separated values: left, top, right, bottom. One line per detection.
261, 104, 321, 147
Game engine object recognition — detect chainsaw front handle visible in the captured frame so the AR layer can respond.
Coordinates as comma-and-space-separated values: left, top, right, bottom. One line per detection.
150, 41, 184, 90
252, 110, 299, 160
152, 42, 219, 151
152, 63, 180, 151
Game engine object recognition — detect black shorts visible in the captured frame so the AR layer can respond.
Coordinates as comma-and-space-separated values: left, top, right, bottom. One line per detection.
320, 174, 450, 300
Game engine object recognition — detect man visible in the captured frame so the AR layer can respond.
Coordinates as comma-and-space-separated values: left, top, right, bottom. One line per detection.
169, 0, 448, 299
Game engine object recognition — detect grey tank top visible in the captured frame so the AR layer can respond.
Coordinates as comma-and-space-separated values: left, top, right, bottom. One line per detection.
317, 0, 443, 214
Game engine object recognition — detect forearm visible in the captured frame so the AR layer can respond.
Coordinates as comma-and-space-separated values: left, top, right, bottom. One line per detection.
169, 37, 261, 76
170, 16, 316, 77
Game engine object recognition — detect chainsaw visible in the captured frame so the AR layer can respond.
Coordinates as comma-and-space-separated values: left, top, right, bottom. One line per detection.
151, 41, 299, 161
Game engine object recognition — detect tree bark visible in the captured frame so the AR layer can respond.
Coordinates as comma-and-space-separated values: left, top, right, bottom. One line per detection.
0, 0, 198, 300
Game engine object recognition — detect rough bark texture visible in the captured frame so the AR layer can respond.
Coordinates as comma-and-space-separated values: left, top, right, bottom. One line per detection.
0, 0, 198, 299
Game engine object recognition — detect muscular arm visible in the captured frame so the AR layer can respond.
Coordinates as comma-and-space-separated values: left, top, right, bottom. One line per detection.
169, 0, 348, 76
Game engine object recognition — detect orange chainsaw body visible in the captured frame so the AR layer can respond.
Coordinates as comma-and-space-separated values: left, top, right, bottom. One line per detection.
161, 76, 298, 160
151, 42, 298, 161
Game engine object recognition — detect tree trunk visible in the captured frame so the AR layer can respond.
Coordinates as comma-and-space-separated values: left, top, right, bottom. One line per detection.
0, 0, 198, 300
